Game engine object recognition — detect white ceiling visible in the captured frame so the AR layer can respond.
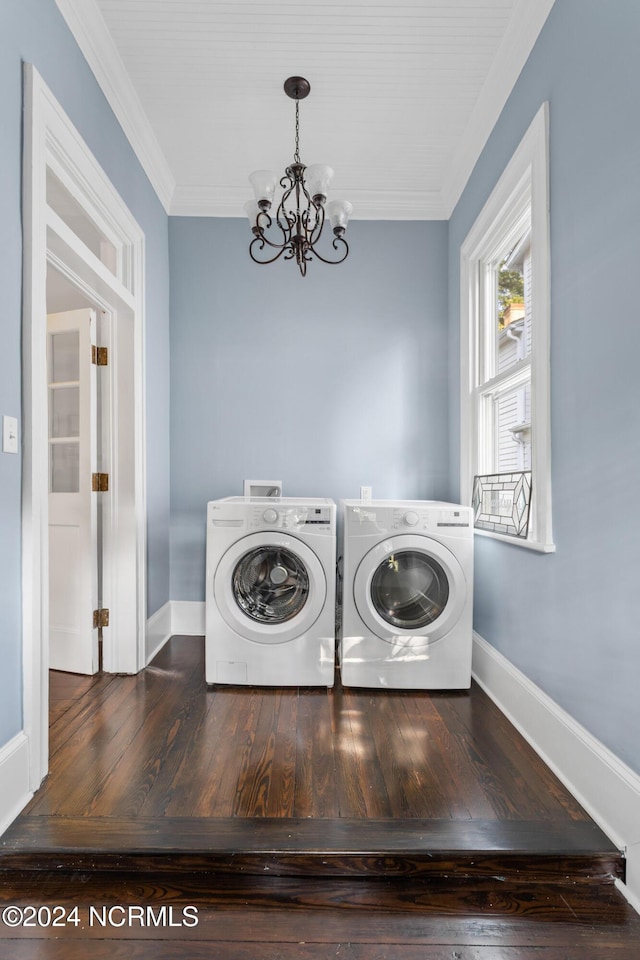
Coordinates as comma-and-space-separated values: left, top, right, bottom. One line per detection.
55, 0, 555, 219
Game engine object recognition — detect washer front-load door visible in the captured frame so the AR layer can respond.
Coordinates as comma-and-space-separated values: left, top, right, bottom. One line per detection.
353, 534, 467, 645
214, 532, 327, 644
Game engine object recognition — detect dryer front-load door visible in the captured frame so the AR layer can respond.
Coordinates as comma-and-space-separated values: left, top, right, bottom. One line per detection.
214, 531, 327, 644
353, 534, 467, 646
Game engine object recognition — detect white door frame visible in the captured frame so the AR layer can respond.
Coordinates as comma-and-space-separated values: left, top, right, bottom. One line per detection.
22, 64, 147, 789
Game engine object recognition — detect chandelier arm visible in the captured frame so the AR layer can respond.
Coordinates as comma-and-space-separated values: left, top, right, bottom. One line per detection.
306, 236, 350, 266
249, 235, 291, 265
254, 228, 292, 251
275, 177, 297, 236
275, 206, 295, 236
254, 207, 293, 251
306, 200, 326, 246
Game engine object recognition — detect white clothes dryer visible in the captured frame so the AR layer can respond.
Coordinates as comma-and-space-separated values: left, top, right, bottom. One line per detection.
206, 497, 336, 686
339, 499, 473, 689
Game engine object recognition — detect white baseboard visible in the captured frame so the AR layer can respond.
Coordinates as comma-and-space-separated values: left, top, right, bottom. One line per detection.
145, 601, 172, 664
146, 600, 206, 664
472, 631, 640, 907
0, 732, 33, 836
170, 600, 205, 637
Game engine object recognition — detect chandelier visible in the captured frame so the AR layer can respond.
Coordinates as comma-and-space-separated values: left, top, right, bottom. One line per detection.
245, 77, 352, 277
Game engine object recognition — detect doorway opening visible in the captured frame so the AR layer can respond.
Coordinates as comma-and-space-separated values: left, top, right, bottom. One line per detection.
22, 65, 147, 790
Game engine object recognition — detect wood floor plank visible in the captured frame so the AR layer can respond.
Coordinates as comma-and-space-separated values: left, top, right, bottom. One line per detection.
347, 689, 412, 818
336, 687, 393, 818
161, 683, 245, 816
93, 648, 207, 818
264, 687, 298, 817
294, 688, 340, 818
46, 673, 122, 757
396, 690, 474, 819
25, 675, 143, 816
328, 682, 372, 818
233, 687, 281, 817
402, 691, 498, 821
435, 691, 584, 822
475, 691, 592, 821
214, 686, 263, 816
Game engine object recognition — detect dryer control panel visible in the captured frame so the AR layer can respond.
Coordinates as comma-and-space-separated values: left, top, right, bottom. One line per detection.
344, 500, 472, 538
391, 506, 471, 533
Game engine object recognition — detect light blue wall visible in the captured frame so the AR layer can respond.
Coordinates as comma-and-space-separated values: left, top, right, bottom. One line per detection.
0, 5, 25, 745
0, 0, 171, 747
169, 217, 450, 601
448, 0, 640, 774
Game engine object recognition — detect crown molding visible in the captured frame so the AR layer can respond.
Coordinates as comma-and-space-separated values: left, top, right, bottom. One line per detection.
54, 0, 175, 213
440, 0, 556, 218
170, 185, 449, 221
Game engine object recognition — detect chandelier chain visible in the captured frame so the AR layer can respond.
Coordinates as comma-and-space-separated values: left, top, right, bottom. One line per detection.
294, 98, 300, 164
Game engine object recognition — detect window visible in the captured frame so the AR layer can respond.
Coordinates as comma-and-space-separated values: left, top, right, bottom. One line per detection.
460, 103, 554, 552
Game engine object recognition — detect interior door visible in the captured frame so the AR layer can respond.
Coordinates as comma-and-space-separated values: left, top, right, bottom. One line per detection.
47, 308, 99, 674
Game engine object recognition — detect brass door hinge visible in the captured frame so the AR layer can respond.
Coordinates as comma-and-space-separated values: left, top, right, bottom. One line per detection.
93, 608, 110, 629
92, 472, 109, 492
91, 345, 108, 365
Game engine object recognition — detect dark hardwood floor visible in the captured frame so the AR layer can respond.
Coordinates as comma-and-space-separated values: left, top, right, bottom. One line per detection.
1, 634, 639, 958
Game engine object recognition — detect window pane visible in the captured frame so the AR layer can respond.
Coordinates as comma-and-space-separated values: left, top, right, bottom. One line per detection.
50, 442, 79, 493
497, 229, 531, 373
50, 386, 79, 438
496, 382, 531, 472
47, 168, 118, 276
50, 330, 79, 383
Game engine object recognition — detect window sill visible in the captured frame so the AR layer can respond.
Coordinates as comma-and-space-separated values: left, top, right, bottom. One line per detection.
473, 527, 556, 553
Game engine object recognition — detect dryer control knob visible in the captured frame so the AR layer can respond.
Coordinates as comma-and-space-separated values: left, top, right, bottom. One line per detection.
263, 508, 279, 524
403, 510, 419, 527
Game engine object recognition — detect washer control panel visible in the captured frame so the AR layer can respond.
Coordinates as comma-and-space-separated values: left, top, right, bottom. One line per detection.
251, 504, 334, 532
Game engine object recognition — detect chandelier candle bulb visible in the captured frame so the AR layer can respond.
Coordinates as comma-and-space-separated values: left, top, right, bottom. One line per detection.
246, 77, 352, 276
248, 170, 277, 210
244, 199, 261, 233
327, 199, 353, 236
304, 164, 334, 203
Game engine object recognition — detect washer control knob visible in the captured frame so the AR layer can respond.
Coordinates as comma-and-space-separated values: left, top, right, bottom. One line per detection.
403, 510, 419, 527
263, 508, 279, 524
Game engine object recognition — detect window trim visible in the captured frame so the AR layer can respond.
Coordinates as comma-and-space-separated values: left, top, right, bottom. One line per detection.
460, 102, 554, 553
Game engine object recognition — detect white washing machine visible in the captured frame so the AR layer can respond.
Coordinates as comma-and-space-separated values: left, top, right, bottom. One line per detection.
339, 499, 473, 689
206, 497, 336, 686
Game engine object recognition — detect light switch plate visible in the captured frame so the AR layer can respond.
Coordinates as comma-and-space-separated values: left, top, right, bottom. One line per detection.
2, 416, 18, 454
